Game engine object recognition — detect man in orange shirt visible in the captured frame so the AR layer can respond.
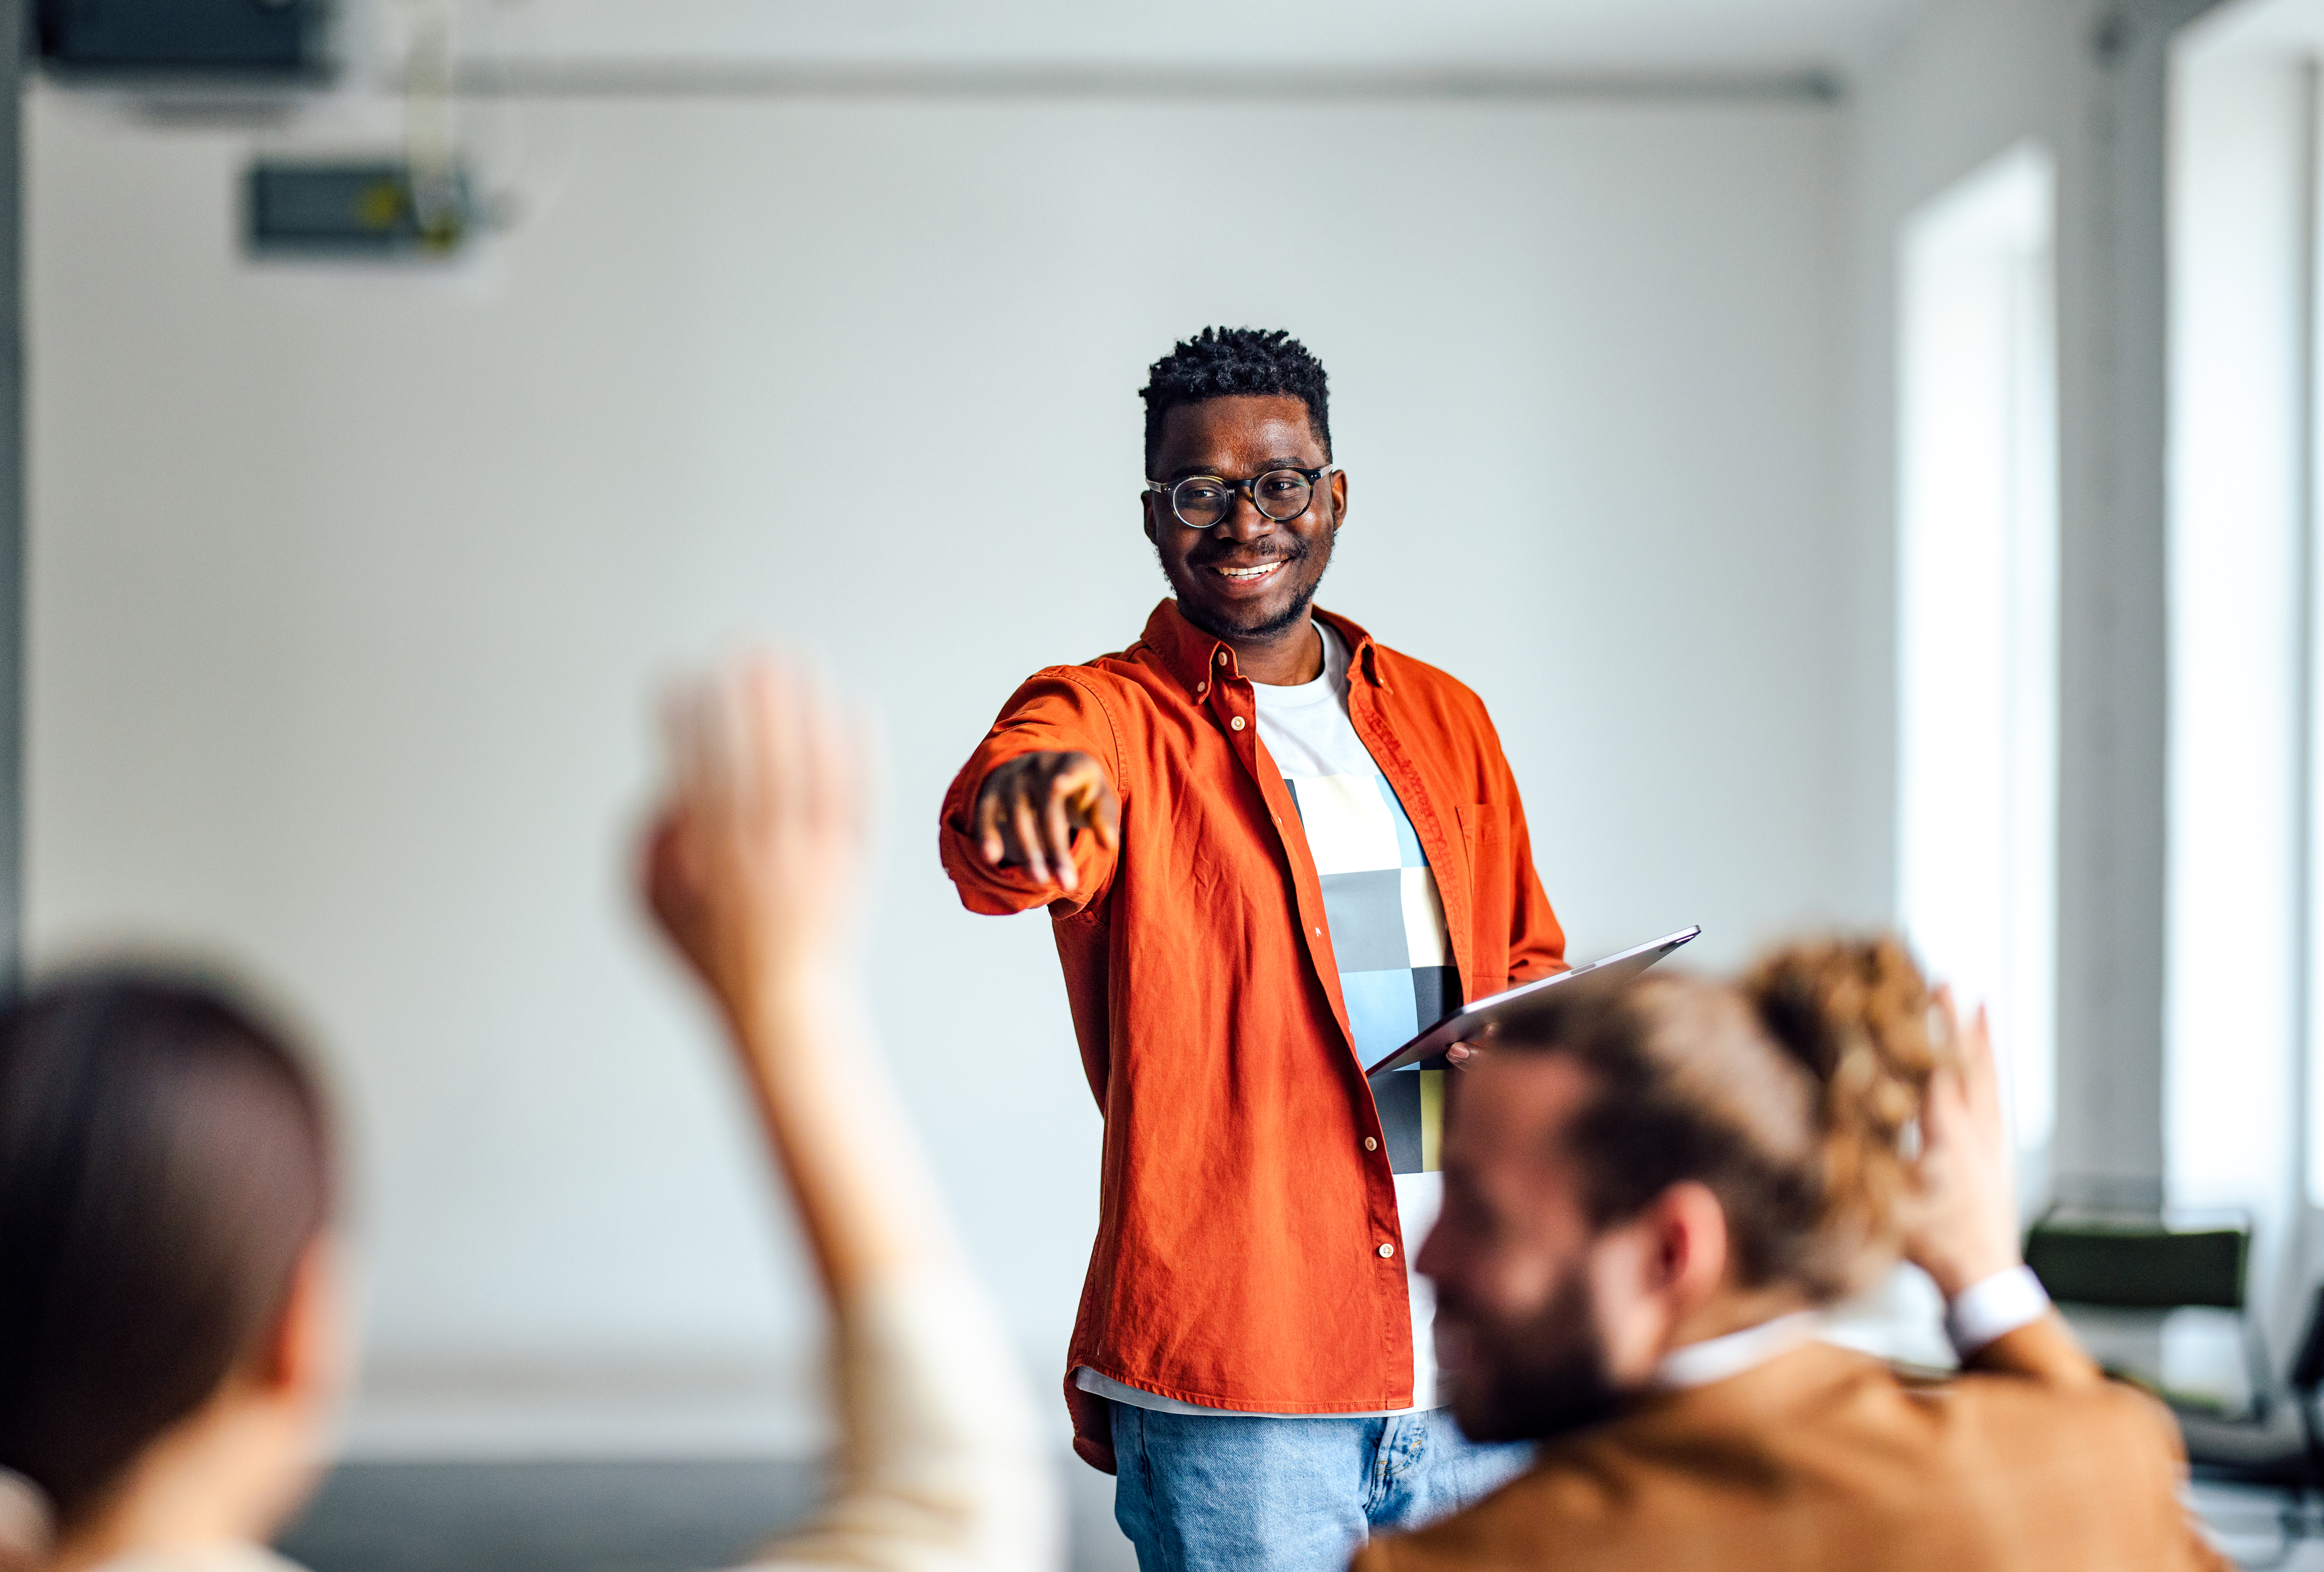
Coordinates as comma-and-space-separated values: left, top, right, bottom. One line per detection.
939, 328, 1568, 1571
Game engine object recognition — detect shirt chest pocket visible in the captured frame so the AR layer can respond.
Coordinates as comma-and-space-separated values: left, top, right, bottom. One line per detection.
1456, 802, 1514, 997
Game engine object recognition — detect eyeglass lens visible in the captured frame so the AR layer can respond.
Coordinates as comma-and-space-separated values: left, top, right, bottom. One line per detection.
1170, 470, 1314, 529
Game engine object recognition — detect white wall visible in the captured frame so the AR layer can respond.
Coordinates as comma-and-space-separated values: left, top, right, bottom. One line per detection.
25, 84, 1855, 1449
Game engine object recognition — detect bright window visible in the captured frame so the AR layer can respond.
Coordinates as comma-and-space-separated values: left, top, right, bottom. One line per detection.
1896, 142, 2060, 1162
2154, 30, 2319, 1403
2165, 44, 2308, 1226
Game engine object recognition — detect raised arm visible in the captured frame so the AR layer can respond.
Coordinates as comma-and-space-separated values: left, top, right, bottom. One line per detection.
1902, 992, 2229, 1569
644, 654, 1059, 1572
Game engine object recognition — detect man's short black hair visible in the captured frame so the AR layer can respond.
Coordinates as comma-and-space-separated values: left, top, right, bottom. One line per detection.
1140, 327, 1331, 474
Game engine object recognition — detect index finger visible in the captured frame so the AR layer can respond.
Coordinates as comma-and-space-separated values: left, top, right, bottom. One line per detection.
974, 775, 1010, 864
1009, 791, 1053, 887
1042, 772, 1080, 893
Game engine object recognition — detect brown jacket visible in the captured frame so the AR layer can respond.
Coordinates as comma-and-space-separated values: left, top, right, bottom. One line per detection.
1352, 1317, 2227, 1572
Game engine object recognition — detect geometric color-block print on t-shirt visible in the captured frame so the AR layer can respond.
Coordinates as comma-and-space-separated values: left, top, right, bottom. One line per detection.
1282, 771, 1463, 1175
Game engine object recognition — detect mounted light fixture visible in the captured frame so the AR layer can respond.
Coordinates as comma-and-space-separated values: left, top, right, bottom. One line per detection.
245, 160, 471, 256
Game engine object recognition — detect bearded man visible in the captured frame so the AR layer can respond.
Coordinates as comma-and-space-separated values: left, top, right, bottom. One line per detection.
1360, 940, 2226, 1572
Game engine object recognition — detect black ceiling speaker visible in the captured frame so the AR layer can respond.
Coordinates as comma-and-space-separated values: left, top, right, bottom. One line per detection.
37, 0, 332, 79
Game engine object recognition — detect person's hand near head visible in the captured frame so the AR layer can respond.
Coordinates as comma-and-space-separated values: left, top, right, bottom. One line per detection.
1898, 991, 2022, 1299
971, 750, 1119, 893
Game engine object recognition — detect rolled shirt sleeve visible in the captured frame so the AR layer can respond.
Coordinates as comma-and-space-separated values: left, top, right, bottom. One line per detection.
732, 1271, 1061, 1572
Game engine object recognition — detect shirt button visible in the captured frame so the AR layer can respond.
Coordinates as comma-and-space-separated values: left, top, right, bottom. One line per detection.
1314, 926, 1322, 937
1230, 716, 1246, 731
1378, 1242, 1396, 1259
1364, 1137, 1378, 1152
1218, 650, 1230, 666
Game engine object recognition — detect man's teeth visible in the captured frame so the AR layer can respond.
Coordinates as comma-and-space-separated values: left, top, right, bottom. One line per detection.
1216, 563, 1282, 579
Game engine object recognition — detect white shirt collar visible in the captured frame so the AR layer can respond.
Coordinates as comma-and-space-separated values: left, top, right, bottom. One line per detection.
95, 1546, 309, 1572
1651, 1309, 1825, 1391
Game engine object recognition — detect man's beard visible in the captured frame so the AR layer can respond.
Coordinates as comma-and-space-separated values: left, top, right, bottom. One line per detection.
1164, 535, 1327, 643
1440, 1263, 1624, 1444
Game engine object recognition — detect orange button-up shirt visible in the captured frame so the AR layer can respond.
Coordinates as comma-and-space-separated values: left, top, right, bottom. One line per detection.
940, 600, 1566, 1473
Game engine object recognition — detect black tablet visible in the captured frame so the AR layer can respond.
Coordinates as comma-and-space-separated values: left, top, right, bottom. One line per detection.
1363, 926, 1702, 1075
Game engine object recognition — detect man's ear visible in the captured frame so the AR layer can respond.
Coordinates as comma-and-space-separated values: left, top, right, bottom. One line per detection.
1592, 1183, 1735, 1385
1328, 466, 1348, 531
1651, 1182, 1731, 1306
1142, 493, 1159, 546
254, 1234, 350, 1406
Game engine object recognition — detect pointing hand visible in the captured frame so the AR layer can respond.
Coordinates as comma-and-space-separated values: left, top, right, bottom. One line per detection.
973, 750, 1121, 893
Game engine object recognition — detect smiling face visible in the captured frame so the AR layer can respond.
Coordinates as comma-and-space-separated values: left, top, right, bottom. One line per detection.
1142, 394, 1346, 648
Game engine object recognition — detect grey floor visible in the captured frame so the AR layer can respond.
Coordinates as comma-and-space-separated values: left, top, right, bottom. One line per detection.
2187, 1482, 2324, 1570
277, 1459, 2317, 1571
275, 1455, 1138, 1572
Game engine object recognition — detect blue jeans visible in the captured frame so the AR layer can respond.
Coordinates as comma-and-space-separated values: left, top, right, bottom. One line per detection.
1110, 1402, 1532, 1572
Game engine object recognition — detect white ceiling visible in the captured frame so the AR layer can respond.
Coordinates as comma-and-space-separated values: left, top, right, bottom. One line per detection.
435, 0, 1924, 83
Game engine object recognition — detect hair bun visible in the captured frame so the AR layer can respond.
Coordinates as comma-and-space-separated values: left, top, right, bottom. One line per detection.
1741, 935, 1940, 1253
0, 1468, 55, 1571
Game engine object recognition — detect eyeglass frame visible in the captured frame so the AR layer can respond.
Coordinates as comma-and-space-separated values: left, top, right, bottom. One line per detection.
1143, 464, 1342, 530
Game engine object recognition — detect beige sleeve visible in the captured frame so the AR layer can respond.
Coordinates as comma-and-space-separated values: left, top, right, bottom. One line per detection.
725, 1272, 1062, 1572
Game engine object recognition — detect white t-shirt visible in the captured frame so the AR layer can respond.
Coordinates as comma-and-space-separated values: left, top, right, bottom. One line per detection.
1077, 622, 1457, 1417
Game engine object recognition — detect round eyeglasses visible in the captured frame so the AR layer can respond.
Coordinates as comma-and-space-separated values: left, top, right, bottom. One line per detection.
1145, 465, 1339, 530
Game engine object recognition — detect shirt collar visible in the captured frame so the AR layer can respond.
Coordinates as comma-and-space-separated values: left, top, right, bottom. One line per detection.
1136, 599, 1385, 699
93, 1546, 311, 1572
1651, 1310, 1825, 1391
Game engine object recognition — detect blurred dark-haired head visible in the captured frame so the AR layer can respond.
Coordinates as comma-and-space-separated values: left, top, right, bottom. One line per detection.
1419, 937, 1939, 1444
0, 970, 337, 1538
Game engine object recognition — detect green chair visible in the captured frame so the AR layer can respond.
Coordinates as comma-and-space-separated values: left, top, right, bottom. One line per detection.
2023, 1209, 2266, 1418
2025, 1212, 2324, 1559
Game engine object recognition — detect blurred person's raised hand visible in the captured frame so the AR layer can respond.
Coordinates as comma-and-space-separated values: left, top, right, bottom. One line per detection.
641, 650, 938, 1295
973, 750, 1120, 892
644, 652, 867, 1027
1899, 991, 2021, 1299
642, 657, 1060, 1572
